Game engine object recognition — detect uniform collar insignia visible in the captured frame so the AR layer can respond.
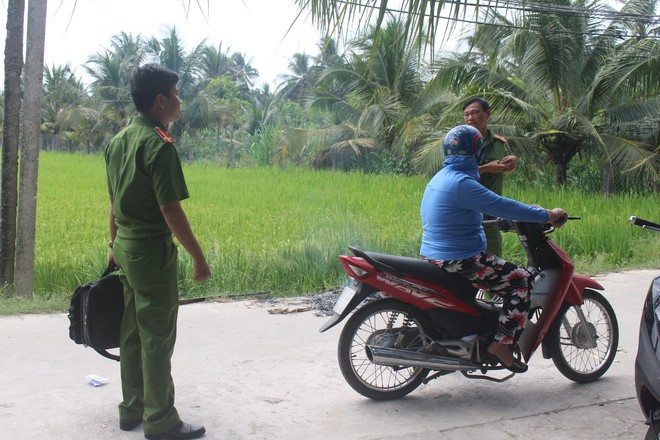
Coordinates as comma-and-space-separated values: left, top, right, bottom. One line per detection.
493, 133, 508, 143
154, 127, 175, 143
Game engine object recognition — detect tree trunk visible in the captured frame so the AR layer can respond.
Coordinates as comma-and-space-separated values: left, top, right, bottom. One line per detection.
215, 121, 221, 161
0, 0, 25, 287
229, 126, 235, 168
602, 163, 612, 199
16, 0, 47, 298
555, 162, 567, 186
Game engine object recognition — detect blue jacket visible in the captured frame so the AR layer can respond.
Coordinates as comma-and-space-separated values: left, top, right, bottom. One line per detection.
420, 155, 548, 260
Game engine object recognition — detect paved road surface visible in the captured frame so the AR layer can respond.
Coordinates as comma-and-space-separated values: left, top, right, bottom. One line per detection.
1, 269, 657, 439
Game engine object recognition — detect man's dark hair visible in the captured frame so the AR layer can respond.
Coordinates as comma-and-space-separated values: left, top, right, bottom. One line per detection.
462, 97, 490, 112
129, 64, 179, 113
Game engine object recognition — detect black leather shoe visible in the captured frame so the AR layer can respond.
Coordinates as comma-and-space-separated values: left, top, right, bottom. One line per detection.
119, 418, 142, 431
144, 421, 206, 440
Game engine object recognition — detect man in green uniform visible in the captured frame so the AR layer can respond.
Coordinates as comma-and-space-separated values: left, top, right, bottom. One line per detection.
106, 64, 210, 440
463, 97, 519, 257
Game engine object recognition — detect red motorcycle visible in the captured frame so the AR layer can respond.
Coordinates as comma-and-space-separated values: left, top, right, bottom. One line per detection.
320, 219, 619, 400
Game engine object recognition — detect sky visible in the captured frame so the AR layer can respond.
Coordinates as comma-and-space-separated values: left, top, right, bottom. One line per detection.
0, 0, 323, 88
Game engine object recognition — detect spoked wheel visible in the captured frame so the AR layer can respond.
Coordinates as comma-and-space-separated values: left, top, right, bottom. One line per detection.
548, 289, 619, 382
338, 298, 430, 400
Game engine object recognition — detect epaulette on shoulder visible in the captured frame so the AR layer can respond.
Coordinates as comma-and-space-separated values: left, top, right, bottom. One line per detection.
154, 127, 175, 144
493, 133, 508, 143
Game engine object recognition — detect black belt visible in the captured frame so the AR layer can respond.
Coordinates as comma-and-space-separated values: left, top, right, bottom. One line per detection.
118, 232, 172, 241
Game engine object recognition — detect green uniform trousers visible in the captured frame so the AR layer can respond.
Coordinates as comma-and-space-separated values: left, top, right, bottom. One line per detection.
482, 224, 503, 300
484, 223, 503, 257
113, 236, 181, 435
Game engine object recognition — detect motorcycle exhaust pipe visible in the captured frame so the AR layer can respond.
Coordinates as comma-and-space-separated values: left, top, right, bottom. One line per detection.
367, 345, 480, 371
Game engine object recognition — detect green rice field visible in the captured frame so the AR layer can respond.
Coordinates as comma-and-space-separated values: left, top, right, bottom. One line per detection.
1, 151, 658, 314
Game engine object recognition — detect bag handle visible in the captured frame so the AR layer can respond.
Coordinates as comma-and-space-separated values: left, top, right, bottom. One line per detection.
101, 265, 118, 278
95, 348, 120, 362
98, 265, 120, 362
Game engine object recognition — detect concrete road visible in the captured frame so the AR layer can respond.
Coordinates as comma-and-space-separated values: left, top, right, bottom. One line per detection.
1, 269, 657, 440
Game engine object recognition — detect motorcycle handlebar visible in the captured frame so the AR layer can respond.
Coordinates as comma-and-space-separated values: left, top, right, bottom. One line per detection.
630, 216, 660, 232
483, 217, 580, 231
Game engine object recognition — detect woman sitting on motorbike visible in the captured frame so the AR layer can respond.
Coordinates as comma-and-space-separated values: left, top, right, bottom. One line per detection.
420, 125, 567, 373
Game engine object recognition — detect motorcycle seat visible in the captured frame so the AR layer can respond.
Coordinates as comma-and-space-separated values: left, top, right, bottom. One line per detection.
362, 250, 479, 301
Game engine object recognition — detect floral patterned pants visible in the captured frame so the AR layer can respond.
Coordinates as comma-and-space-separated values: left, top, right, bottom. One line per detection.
424, 252, 534, 344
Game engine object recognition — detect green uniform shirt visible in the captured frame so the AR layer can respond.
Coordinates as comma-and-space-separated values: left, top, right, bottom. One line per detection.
479, 129, 510, 257
479, 129, 509, 196
105, 116, 189, 239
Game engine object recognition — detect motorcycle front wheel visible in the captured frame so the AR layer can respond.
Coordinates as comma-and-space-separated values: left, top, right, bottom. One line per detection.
338, 298, 430, 400
548, 289, 619, 383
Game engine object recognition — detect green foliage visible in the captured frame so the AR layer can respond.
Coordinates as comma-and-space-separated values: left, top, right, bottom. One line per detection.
421, 0, 659, 187
505, 155, 659, 195
38, 8, 657, 192
3, 152, 656, 316
248, 125, 282, 166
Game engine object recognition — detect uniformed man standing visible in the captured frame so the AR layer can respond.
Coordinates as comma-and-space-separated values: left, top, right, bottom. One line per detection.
462, 97, 519, 258
106, 64, 210, 440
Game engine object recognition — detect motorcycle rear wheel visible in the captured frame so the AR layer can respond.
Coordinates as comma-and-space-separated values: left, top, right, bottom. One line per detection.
548, 289, 619, 383
338, 298, 430, 400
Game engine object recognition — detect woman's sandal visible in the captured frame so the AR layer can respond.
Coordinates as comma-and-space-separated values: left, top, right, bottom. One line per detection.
487, 349, 529, 373
501, 357, 528, 374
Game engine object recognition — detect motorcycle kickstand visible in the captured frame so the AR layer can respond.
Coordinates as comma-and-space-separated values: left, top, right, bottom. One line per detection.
461, 368, 516, 383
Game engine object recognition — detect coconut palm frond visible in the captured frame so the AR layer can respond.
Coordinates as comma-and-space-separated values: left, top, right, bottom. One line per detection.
295, 0, 502, 60
414, 85, 454, 117
482, 90, 546, 127
332, 137, 379, 156
602, 97, 660, 124
583, 38, 660, 114
504, 135, 543, 165
427, 53, 482, 95
357, 87, 401, 134
54, 106, 100, 128
412, 131, 447, 175
393, 114, 434, 152
599, 133, 659, 181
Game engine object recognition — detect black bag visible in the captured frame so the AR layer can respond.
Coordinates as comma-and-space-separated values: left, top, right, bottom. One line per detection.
68, 267, 123, 361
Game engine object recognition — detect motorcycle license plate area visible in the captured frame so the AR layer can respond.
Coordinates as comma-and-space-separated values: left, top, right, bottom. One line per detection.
334, 285, 357, 314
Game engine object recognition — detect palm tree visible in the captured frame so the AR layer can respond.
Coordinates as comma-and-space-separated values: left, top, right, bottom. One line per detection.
315, 36, 341, 68
277, 52, 318, 103
42, 64, 88, 150
200, 42, 234, 79
244, 83, 277, 135
0, 0, 25, 286
147, 27, 207, 143
84, 32, 145, 131
148, 27, 205, 102
230, 52, 259, 98
418, 0, 659, 188
303, 19, 433, 172
295, 0, 490, 60
15, 0, 47, 297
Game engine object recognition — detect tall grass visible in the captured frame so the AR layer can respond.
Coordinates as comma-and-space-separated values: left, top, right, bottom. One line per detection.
9, 151, 660, 310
